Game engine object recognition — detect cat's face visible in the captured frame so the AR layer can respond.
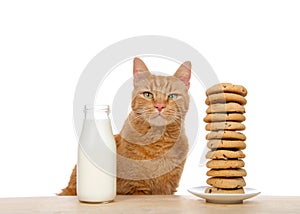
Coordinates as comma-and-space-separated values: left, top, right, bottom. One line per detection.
131, 58, 191, 127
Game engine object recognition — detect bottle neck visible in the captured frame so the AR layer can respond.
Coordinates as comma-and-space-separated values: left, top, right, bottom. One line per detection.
84, 105, 110, 120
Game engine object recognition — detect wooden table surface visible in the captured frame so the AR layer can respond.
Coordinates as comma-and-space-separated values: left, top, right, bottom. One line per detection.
0, 195, 300, 214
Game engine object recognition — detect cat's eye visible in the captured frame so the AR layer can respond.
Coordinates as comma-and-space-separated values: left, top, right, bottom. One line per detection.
143, 92, 153, 99
168, 94, 178, 100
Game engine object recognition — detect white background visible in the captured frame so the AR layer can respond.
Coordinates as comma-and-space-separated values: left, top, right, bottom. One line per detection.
0, 0, 300, 197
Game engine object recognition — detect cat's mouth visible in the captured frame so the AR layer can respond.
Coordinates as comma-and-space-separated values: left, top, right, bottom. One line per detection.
149, 112, 168, 126
151, 113, 166, 119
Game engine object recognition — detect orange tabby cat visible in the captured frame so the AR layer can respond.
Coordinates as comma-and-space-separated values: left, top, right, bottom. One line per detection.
59, 58, 191, 195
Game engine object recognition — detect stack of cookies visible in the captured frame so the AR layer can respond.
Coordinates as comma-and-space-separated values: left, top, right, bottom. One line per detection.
204, 83, 248, 194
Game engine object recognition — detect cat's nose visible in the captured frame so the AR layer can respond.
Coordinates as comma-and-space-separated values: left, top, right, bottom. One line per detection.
154, 103, 166, 112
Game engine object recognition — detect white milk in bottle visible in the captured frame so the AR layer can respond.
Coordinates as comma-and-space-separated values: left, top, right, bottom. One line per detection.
77, 105, 116, 203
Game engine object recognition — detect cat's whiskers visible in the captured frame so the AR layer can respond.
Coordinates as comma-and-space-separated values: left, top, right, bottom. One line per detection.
129, 113, 146, 123
129, 110, 156, 129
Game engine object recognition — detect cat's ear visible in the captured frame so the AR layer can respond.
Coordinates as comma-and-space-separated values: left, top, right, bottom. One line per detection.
134, 57, 149, 73
133, 57, 151, 85
174, 61, 191, 88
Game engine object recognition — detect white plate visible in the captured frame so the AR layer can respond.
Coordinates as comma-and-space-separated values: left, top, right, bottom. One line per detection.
188, 186, 260, 204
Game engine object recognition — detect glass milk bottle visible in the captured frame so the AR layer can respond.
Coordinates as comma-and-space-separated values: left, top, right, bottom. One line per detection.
77, 105, 116, 203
